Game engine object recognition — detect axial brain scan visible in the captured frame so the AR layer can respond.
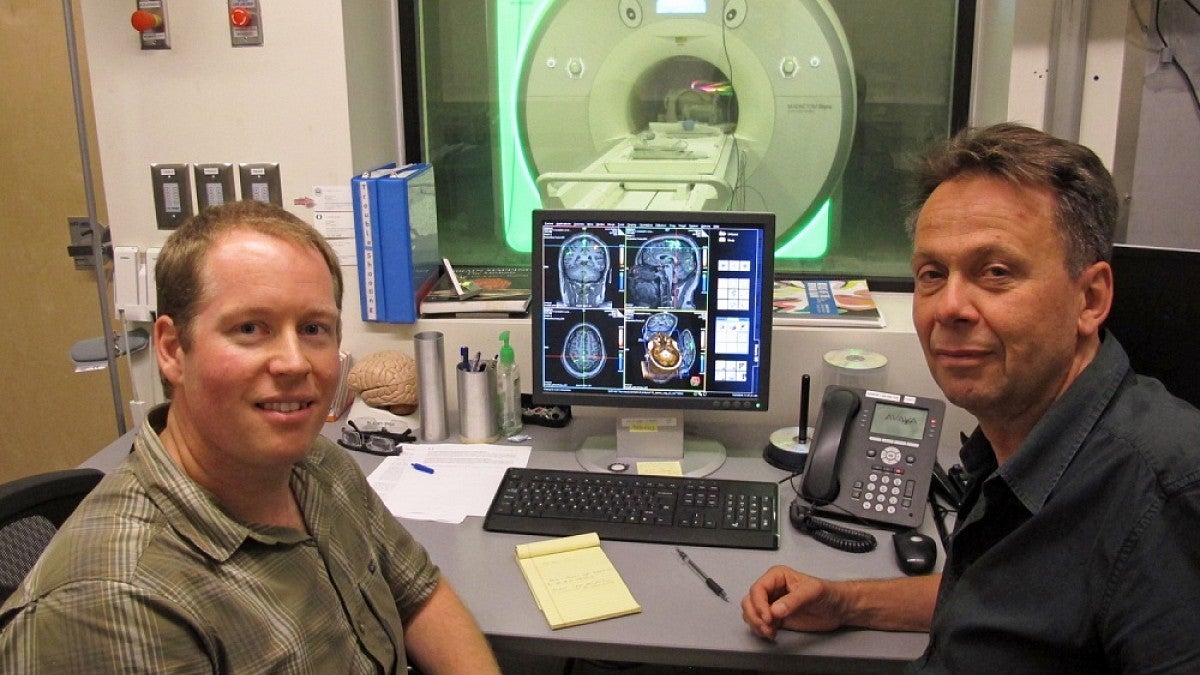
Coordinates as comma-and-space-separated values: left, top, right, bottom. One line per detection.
561, 322, 606, 379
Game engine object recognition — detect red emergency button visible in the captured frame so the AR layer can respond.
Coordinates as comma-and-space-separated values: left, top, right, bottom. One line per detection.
130, 10, 162, 32
230, 7, 253, 27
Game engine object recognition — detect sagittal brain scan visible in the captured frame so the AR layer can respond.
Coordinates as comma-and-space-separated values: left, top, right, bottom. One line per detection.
628, 234, 700, 309
561, 322, 606, 379
639, 312, 696, 383
558, 232, 610, 307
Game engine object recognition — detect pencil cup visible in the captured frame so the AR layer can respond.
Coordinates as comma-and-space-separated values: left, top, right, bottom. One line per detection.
414, 331, 449, 442
456, 362, 500, 443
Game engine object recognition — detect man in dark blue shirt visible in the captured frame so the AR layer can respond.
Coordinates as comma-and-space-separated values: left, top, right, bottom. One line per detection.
741, 123, 1200, 673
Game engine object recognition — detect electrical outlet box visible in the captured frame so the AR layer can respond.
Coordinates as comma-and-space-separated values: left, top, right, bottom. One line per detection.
114, 246, 141, 313
151, 163, 194, 230
194, 163, 235, 210
239, 162, 282, 206
228, 0, 264, 47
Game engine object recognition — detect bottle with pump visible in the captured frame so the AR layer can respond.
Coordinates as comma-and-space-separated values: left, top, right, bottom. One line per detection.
496, 331, 522, 436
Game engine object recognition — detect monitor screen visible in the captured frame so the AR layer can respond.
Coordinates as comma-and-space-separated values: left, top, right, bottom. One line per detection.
532, 209, 774, 414
1105, 243, 1200, 409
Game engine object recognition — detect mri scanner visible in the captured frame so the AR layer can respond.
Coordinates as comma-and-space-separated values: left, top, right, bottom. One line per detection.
515, 0, 857, 251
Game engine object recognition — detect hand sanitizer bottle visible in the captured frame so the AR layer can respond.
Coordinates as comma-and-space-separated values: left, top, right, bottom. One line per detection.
496, 330, 523, 436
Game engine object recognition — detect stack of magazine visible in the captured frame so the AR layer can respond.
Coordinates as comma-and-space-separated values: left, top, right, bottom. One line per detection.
772, 279, 886, 327
420, 265, 531, 316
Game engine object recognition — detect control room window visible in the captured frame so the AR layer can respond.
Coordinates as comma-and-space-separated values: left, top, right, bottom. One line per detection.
403, 0, 969, 285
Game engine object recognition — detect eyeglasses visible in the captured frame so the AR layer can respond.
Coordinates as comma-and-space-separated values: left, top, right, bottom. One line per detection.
337, 418, 415, 456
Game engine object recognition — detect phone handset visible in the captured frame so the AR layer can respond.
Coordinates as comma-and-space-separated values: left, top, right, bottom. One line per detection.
800, 387, 862, 505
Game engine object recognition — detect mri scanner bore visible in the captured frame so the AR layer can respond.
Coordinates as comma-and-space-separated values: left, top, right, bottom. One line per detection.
516, 0, 856, 255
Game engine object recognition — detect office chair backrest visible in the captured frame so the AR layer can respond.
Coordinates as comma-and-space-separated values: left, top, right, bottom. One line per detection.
0, 468, 104, 604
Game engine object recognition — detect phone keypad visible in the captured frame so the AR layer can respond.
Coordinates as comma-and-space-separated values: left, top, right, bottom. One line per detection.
849, 465, 916, 515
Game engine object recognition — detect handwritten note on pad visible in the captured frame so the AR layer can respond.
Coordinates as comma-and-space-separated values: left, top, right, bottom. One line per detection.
515, 532, 641, 629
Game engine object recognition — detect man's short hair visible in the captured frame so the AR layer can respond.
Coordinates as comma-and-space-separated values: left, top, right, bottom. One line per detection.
905, 122, 1118, 277
156, 199, 344, 349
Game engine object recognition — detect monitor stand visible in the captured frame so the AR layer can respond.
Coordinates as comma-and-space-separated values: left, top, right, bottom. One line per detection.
575, 411, 726, 477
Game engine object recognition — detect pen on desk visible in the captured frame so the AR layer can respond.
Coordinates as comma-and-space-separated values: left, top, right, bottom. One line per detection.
675, 547, 728, 602
411, 462, 435, 474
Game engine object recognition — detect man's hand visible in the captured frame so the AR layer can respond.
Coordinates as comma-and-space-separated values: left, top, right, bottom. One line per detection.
741, 566, 941, 639
740, 565, 849, 639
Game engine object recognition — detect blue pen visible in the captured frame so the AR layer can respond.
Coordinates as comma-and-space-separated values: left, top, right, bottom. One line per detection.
460, 346, 470, 370
411, 463, 435, 474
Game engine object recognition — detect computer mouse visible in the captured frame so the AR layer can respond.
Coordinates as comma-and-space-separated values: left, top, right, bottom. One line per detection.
892, 530, 937, 576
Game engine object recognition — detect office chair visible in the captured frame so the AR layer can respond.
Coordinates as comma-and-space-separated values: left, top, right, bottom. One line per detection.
0, 468, 104, 604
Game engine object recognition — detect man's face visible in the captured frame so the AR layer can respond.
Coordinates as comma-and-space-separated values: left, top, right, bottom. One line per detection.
157, 230, 341, 472
910, 175, 1090, 424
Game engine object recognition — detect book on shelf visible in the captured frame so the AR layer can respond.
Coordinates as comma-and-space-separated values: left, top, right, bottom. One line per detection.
420, 265, 531, 316
772, 279, 886, 328
515, 532, 641, 630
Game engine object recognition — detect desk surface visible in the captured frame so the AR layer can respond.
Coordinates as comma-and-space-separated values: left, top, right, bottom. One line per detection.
86, 416, 934, 674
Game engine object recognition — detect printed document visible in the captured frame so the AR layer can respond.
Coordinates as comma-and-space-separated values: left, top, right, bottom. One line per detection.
367, 444, 530, 523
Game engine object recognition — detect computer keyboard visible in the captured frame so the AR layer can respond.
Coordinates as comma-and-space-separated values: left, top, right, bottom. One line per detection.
483, 467, 779, 550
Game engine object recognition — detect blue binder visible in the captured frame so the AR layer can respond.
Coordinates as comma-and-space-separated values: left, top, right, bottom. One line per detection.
352, 163, 441, 323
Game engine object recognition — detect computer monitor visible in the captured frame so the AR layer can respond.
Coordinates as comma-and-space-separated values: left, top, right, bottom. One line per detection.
531, 209, 775, 476
1104, 243, 1200, 409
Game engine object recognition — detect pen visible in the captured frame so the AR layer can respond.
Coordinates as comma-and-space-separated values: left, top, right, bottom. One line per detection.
411, 462, 435, 474
460, 346, 470, 370
675, 547, 728, 602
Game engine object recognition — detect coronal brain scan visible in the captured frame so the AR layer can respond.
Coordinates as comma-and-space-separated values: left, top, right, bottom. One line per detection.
640, 312, 696, 384
628, 234, 700, 309
558, 232, 610, 307
561, 322, 606, 379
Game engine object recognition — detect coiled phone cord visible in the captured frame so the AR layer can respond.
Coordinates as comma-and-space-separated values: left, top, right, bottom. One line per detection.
790, 502, 878, 554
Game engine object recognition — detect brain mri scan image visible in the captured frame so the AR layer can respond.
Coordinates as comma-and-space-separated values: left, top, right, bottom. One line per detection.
561, 321, 606, 379
558, 233, 610, 307
640, 312, 696, 384
628, 235, 701, 309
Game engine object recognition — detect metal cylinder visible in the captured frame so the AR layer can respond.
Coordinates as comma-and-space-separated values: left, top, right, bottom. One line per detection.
456, 362, 499, 443
414, 331, 449, 441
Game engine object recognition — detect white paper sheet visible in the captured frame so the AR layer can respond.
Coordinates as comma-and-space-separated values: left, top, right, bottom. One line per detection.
367, 444, 531, 523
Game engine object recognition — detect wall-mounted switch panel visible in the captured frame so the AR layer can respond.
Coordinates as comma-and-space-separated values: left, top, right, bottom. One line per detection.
133, 0, 170, 50
228, 0, 264, 47
194, 163, 236, 210
151, 163, 194, 230
239, 162, 282, 206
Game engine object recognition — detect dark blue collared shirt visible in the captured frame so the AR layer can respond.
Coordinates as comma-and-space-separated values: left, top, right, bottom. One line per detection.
911, 335, 1200, 674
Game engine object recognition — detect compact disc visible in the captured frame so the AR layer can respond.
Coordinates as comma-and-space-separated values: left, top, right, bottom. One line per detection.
823, 348, 888, 371
763, 426, 811, 472
769, 427, 809, 453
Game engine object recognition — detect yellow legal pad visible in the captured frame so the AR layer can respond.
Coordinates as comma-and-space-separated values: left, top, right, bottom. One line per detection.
515, 532, 642, 629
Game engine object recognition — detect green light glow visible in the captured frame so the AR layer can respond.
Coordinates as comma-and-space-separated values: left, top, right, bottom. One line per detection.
775, 199, 831, 259
496, 0, 553, 254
